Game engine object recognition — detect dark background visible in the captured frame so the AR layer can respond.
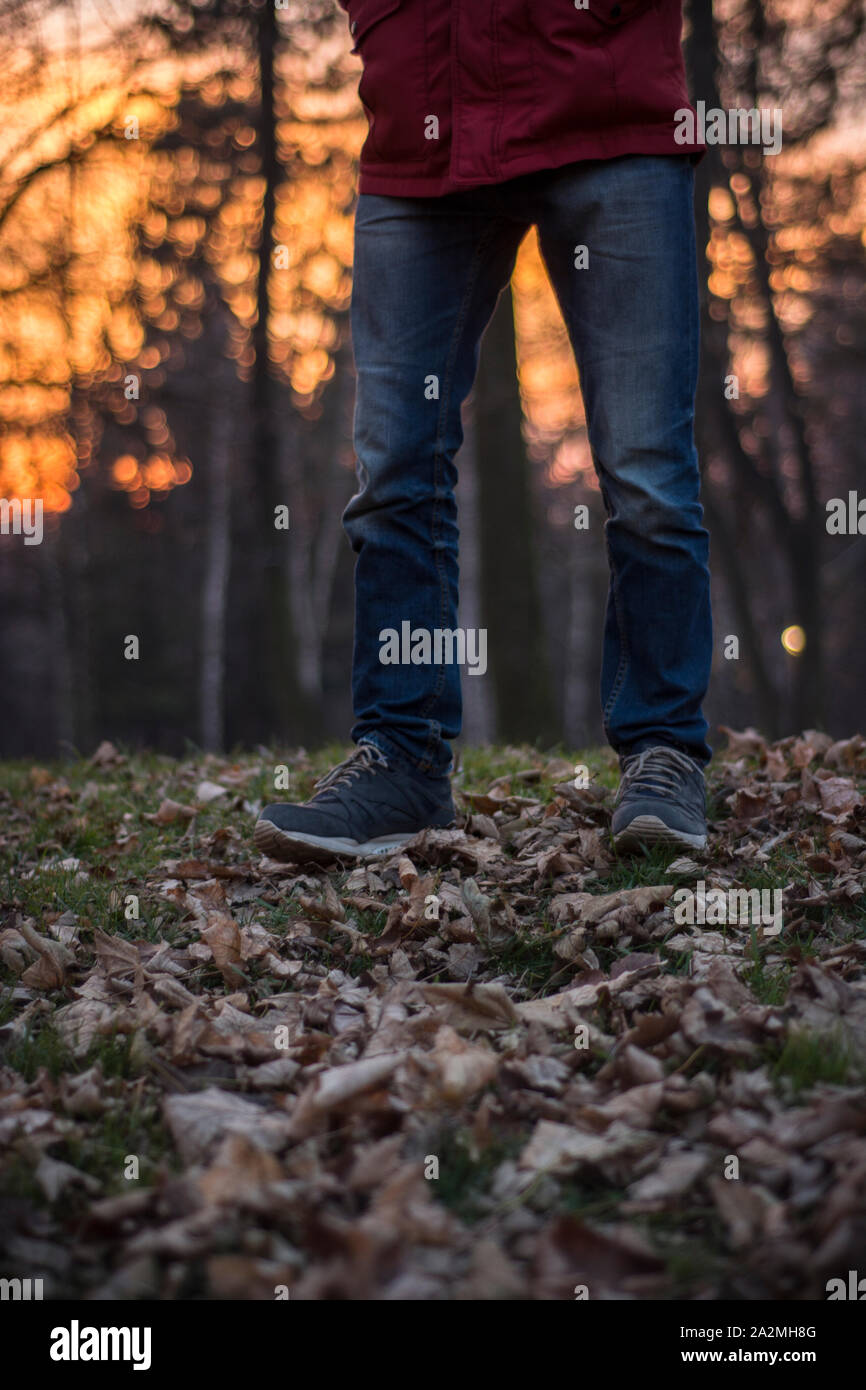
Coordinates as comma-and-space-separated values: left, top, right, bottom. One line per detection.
0, 0, 864, 759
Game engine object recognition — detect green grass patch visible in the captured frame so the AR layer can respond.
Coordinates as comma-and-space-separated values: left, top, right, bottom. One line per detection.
769, 1028, 863, 1095
424, 1124, 522, 1223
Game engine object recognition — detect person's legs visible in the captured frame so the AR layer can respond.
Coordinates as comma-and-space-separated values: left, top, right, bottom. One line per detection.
529, 155, 712, 767
344, 190, 529, 776
255, 188, 530, 862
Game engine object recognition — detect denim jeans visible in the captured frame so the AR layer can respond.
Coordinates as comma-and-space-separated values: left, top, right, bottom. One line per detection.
343, 155, 712, 777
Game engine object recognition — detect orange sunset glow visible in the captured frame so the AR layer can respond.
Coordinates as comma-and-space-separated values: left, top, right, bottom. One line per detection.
0, 0, 863, 517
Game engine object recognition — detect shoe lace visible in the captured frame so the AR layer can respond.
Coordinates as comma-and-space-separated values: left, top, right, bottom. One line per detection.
312, 742, 389, 796
619, 745, 700, 800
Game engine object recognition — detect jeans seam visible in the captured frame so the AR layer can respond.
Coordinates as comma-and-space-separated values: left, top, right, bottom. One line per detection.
601, 521, 630, 733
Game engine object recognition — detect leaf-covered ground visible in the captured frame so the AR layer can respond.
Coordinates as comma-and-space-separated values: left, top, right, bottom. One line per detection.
1, 730, 865, 1300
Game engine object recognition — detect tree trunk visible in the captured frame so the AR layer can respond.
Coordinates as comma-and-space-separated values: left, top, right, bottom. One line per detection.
456, 399, 495, 747
43, 525, 76, 753
473, 282, 559, 746
252, 1, 301, 739
687, 0, 825, 736
200, 355, 235, 751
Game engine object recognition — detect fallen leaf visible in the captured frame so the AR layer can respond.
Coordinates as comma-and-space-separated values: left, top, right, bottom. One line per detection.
144, 798, 197, 825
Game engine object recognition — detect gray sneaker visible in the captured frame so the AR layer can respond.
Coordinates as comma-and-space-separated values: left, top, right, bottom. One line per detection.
254, 741, 455, 864
612, 744, 707, 851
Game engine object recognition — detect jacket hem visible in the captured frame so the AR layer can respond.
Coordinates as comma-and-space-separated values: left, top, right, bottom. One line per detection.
357, 126, 705, 198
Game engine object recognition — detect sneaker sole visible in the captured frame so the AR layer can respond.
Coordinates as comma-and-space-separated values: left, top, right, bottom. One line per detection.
613, 814, 707, 853
254, 818, 417, 865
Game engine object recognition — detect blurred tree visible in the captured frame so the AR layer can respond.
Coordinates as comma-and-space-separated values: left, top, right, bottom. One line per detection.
0, 0, 162, 752
1, 0, 865, 756
474, 283, 559, 746
141, 0, 359, 748
687, 0, 865, 735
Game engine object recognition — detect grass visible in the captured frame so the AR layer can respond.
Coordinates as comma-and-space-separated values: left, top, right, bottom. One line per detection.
484, 928, 560, 992
0, 1020, 141, 1084
456, 742, 619, 801
1, 739, 864, 1299
742, 926, 793, 1005
0, 1020, 74, 1082
63, 1097, 174, 1195
770, 1027, 862, 1095
0, 1019, 175, 1201
423, 1122, 523, 1223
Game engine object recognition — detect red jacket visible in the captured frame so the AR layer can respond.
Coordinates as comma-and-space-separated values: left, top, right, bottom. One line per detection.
340, 0, 703, 197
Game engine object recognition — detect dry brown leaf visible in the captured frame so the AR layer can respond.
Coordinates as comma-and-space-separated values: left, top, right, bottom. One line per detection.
421, 981, 520, 1031
427, 1025, 498, 1102
532, 1215, 665, 1299
288, 1052, 403, 1137
626, 1149, 708, 1204
550, 883, 674, 927
89, 740, 125, 767
195, 779, 228, 803
144, 798, 197, 824
709, 1176, 778, 1249
726, 786, 774, 820
719, 726, 767, 758
35, 1155, 101, 1202
519, 1119, 657, 1177
92, 926, 142, 981
53, 998, 127, 1057
817, 776, 863, 817
21, 950, 67, 990
164, 1088, 292, 1164
200, 914, 245, 989
197, 1132, 283, 1205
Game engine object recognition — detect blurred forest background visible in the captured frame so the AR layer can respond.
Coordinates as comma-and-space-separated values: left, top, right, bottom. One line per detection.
0, 0, 864, 760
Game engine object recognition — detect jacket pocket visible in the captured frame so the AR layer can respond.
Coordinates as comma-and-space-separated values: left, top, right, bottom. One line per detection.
344, 0, 429, 165
585, 0, 656, 28
345, 0, 403, 53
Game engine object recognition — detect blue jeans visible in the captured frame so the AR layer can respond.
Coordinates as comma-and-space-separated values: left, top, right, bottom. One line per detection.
343, 155, 712, 777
